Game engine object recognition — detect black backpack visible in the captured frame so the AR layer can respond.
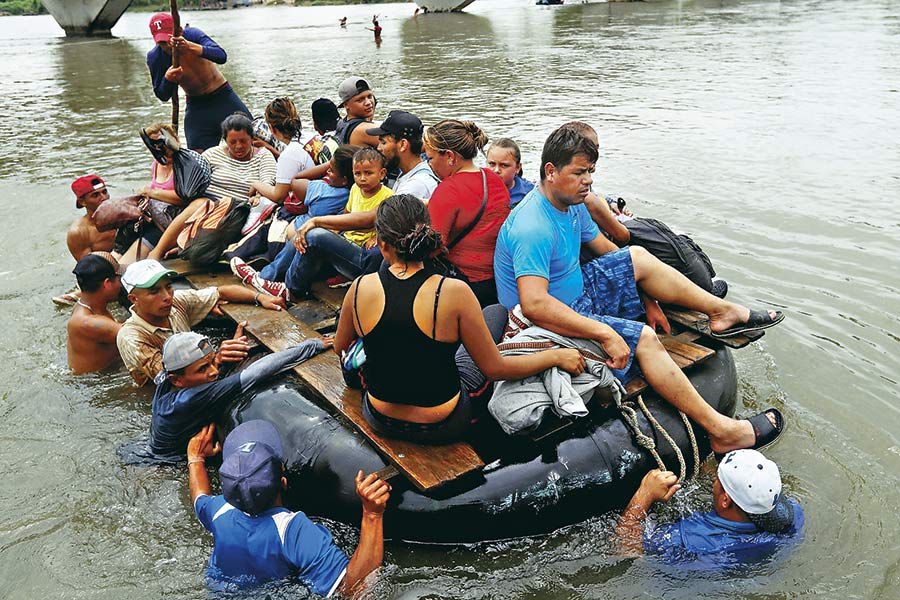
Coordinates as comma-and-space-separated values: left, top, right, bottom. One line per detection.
624, 217, 717, 293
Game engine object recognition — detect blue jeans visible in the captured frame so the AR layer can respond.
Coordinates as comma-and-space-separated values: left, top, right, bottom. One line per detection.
284, 228, 382, 296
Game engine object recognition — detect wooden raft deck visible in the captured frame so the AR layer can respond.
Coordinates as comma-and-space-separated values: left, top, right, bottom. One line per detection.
169, 261, 738, 491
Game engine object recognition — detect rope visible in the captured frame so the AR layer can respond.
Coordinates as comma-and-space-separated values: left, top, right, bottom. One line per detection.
614, 392, 700, 483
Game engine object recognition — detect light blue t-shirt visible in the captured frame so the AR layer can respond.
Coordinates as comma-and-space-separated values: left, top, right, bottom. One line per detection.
508, 175, 536, 208
494, 186, 600, 309
305, 179, 350, 218
195, 494, 349, 595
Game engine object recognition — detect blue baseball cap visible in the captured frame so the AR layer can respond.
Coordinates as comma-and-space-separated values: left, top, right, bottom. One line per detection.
220, 420, 284, 515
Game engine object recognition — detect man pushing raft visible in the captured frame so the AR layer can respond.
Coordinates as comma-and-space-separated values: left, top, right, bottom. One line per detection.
146, 12, 251, 151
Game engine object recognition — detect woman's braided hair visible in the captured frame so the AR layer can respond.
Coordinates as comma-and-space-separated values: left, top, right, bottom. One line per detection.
375, 194, 445, 262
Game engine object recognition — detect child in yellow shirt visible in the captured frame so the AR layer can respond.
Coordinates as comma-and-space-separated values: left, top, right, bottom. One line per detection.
238, 147, 394, 301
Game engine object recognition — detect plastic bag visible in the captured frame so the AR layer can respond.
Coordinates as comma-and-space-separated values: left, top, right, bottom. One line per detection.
140, 128, 211, 201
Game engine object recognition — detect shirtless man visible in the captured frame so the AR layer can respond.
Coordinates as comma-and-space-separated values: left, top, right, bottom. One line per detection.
67, 174, 115, 262
67, 253, 124, 374
146, 12, 250, 150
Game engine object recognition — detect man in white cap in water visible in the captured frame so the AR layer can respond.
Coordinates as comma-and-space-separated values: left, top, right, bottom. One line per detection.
187, 420, 390, 595
116, 259, 285, 386
618, 449, 804, 563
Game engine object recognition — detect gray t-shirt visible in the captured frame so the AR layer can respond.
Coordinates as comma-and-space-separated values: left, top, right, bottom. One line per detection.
393, 160, 440, 201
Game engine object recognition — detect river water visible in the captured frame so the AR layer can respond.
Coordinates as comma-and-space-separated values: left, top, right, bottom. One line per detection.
0, 0, 898, 597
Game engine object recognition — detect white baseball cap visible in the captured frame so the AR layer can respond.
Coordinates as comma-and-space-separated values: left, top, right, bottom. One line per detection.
717, 449, 782, 515
122, 259, 177, 293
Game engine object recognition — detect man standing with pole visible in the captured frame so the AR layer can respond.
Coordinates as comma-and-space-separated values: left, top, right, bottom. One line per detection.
146, 10, 251, 151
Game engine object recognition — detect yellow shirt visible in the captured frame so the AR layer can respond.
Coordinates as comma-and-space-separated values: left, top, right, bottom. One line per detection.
342, 184, 394, 245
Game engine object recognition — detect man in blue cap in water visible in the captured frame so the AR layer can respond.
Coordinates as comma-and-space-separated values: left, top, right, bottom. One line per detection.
617, 449, 804, 564
186, 420, 390, 595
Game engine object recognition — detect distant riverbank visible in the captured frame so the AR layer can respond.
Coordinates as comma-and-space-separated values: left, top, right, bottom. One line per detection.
0, 0, 406, 17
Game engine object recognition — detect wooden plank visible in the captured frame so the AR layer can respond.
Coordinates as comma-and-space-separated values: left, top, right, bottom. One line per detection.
310, 281, 347, 312
161, 258, 214, 277
663, 306, 763, 349
660, 335, 714, 367
185, 272, 485, 491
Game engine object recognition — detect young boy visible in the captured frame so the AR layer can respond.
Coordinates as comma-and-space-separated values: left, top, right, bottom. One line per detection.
67, 252, 124, 374
148, 329, 330, 460
233, 145, 358, 285
233, 147, 393, 301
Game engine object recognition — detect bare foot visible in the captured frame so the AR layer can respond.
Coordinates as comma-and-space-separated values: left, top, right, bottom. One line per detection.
708, 304, 778, 334
709, 411, 778, 454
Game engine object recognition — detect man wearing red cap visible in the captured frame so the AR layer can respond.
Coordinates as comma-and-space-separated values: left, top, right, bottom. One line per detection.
146, 13, 250, 151
67, 174, 117, 262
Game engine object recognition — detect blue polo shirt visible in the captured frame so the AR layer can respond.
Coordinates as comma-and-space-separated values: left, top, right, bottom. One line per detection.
644, 499, 805, 566
494, 187, 600, 309
507, 176, 536, 208
195, 494, 349, 595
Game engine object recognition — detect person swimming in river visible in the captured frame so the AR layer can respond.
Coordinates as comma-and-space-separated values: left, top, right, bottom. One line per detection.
67, 253, 125, 374
146, 12, 251, 151
367, 15, 383, 42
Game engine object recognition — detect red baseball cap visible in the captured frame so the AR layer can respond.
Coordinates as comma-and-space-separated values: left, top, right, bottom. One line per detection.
71, 174, 106, 208
149, 12, 174, 44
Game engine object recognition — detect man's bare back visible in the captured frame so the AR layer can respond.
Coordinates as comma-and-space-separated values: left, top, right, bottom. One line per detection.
67, 215, 116, 261
67, 304, 122, 374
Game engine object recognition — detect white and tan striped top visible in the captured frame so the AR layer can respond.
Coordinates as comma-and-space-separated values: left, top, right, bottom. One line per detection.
202, 145, 277, 203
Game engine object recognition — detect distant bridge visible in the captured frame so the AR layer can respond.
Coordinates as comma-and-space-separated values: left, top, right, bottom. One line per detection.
42, 0, 477, 37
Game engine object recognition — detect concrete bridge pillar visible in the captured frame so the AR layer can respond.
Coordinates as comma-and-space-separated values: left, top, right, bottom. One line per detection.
42, 0, 134, 36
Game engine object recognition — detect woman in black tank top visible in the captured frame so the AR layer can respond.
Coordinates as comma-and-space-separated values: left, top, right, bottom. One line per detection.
334, 194, 587, 444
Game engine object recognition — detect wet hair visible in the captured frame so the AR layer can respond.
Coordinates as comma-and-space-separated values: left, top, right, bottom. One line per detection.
423, 119, 489, 160
73, 254, 116, 293
488, 137, 524, 177
220, 112, 254, 139
312, 98, 340, 133
353, 146, 387, 168
265, 97, 302, 139
559, 120, 598, 142
332, 144, 360, 187
539, 125, 599, 181
375, 194, 444, 262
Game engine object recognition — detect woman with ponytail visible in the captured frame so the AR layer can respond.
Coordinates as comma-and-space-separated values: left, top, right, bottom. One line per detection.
334, 194, 585, 444
424, 120, 511, 307
249, 97, 315, 204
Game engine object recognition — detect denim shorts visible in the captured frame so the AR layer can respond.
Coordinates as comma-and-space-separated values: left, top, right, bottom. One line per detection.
570, 248, 646, 383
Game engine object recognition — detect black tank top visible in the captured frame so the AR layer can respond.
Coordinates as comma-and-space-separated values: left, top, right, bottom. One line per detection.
334, 117, 366, 145
356, 263, 461, 407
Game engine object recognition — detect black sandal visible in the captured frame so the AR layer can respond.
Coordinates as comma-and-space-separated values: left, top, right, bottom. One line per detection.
711, 309, 784, 338
715, 408, 786, 461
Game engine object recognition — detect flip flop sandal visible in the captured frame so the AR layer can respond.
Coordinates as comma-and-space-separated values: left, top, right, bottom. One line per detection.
710, 309, 784, 338
52, 291, 79, 307
715, 407, 786, 462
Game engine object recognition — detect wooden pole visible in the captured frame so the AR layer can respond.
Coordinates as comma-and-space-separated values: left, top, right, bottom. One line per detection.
169, 0, 182, 135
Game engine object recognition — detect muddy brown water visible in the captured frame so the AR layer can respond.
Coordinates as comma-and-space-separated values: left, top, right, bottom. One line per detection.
0, 0, 898, 598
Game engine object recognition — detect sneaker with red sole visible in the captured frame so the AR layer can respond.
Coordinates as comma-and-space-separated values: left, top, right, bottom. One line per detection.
230, 257, 258, 286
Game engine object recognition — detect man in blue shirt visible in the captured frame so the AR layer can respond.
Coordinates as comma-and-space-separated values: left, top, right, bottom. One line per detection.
187, 420, 390, 595
493, 124, 787, 456
617, 450, 804, 565
146, 12, 250, 150
149, 330, 328, 460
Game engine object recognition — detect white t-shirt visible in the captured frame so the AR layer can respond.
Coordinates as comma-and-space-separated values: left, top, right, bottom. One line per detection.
393, 160, 440, 201
275, 140, 315, 185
